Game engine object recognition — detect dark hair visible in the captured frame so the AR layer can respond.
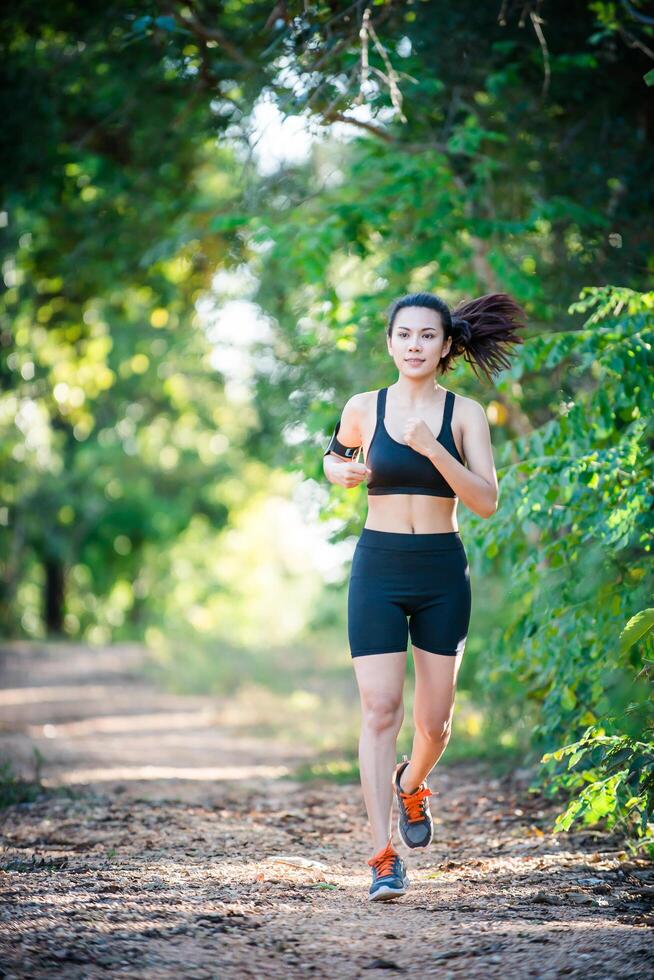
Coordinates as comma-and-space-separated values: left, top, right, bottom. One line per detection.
386, 291, 527, 383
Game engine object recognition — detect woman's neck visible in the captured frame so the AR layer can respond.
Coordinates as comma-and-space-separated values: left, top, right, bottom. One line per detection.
392, 376, 442, 406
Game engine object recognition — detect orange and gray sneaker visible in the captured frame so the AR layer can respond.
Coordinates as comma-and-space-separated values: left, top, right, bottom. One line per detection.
393, 754, 434, 849
367, 837, 409, 901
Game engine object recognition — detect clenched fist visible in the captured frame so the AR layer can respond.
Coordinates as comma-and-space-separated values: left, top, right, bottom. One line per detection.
403, 417, 438, 457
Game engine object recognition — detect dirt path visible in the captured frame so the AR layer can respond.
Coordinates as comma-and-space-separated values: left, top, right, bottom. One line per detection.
1, 641, 652, 979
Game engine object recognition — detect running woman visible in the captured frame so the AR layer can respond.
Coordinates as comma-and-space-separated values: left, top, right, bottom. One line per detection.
323, 291, 526, 901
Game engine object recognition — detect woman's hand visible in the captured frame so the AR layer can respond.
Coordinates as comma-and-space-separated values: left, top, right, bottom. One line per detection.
403, 418, 439, 458
329, 459, 372, 489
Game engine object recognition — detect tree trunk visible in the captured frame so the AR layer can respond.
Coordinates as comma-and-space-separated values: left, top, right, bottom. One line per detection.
43, 558, 66, 635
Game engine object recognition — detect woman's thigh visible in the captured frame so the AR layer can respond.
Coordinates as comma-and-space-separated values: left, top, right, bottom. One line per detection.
412, 647, 463, 732
352, 650, 407, 727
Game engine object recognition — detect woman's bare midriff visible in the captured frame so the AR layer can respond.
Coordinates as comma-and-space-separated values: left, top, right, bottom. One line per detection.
363, 494, 458, 534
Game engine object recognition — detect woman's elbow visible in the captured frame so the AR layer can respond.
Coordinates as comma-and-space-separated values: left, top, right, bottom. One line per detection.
475, 491, 498, 519
482, 494, 499, 518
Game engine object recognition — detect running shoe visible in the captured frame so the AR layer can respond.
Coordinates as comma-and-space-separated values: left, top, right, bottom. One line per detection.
367, 837, 409, 901
393, 754, 434, 849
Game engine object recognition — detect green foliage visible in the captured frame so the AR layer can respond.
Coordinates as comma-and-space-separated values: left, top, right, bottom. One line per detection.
0, 5, 256, 636
541, 728, 654, 853
476, 285, 654, 847
4, 0, 654, 643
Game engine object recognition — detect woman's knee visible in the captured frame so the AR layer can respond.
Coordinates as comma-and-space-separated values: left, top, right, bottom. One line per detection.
361, 692, 404, 735
415, 713, 452, 747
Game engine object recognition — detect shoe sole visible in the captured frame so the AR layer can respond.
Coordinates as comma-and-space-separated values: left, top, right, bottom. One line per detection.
368, 877, 410, 901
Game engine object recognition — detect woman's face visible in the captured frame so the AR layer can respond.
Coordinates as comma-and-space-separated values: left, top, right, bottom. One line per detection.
387, 306, 452, 377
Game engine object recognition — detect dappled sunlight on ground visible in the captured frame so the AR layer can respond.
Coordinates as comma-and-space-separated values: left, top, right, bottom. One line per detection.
1, 641, 652, 977
46, 764, 292, 785
26, 709, 222, 738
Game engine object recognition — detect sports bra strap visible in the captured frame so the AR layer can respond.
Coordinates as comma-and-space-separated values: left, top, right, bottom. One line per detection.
442, 389, 455, 432
376, 387, 388, 421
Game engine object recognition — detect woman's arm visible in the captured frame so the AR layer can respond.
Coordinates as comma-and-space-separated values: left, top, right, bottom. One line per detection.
323, 394, 371, 489
428, 399, 498, 518
404, 397, 498, 518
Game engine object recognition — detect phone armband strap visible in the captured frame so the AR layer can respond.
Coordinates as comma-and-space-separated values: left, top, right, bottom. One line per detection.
323, 419, 361, 459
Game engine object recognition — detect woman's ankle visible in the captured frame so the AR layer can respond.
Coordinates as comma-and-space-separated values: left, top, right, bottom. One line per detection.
370, 834, 394, 857
398, 765, 420, 794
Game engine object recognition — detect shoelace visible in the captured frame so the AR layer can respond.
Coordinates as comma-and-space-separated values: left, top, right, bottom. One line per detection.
367, 840, 398, 878
399, 783, 433, 822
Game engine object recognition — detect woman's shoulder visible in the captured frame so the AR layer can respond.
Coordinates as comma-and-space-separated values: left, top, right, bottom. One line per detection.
449, 392, 489, 429
342, 389, 379, 414
335, 390, 378, 446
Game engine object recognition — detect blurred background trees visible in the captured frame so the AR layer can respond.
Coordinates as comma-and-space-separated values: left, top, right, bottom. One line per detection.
1, 1, 652, 846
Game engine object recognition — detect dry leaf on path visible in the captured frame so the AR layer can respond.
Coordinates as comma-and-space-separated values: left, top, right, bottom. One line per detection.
268, 855, 330, 871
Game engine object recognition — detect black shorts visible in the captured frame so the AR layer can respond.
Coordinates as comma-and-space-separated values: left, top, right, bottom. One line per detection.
347, 528, 472, 658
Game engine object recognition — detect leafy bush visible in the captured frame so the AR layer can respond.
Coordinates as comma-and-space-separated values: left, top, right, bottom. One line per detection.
472, 285, 654, 851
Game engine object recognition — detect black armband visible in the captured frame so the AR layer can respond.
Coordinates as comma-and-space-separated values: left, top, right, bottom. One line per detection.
323, 419, 361, 459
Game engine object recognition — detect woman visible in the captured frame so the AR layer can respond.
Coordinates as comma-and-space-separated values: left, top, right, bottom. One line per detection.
323, 290, 526, 901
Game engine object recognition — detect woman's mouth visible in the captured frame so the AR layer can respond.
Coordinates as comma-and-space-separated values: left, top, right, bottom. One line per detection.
406, 359, 424, 365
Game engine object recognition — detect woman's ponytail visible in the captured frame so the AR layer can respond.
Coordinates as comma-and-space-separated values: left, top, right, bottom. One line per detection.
448, 293, 527, 382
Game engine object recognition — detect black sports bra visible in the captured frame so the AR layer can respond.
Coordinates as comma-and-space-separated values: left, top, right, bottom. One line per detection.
366, 387, 463, 498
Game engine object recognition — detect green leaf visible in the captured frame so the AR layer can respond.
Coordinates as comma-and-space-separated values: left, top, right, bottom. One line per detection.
567, 748, 585, 768
618, 608, 654, 653
561, 686, 577, 711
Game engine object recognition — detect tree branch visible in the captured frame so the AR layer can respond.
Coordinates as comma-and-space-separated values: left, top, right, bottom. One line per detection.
155, 1, 257, 71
